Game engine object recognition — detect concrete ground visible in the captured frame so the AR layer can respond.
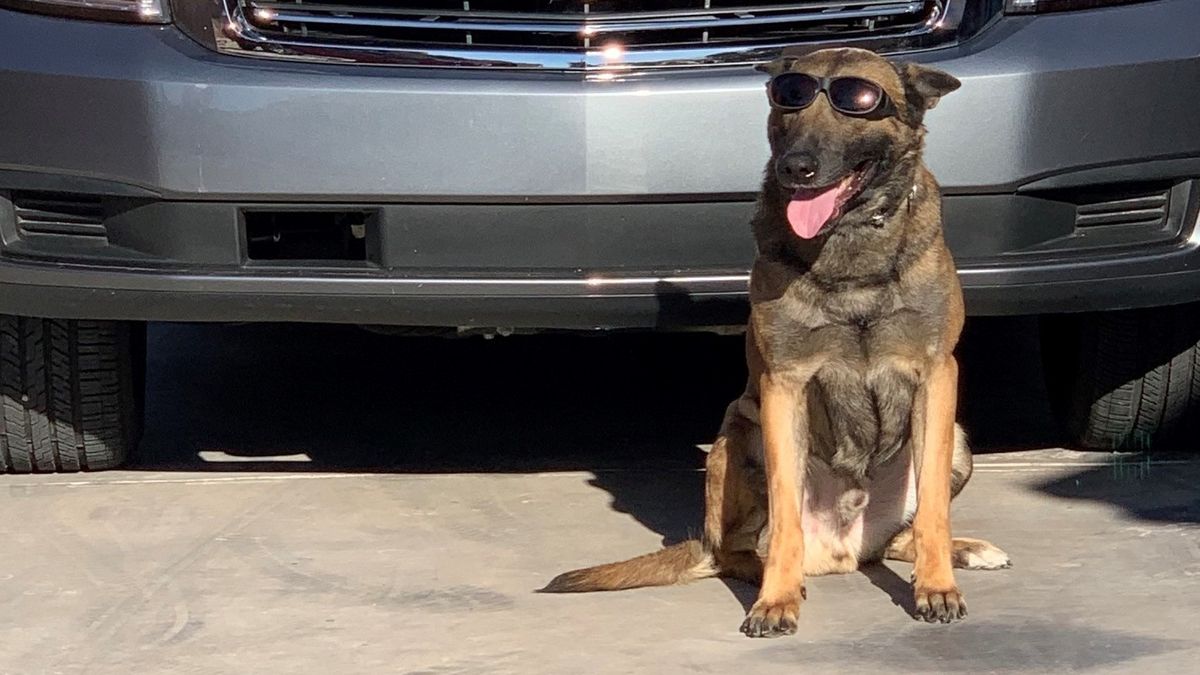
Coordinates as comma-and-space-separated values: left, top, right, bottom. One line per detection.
2, 319, 1198, 674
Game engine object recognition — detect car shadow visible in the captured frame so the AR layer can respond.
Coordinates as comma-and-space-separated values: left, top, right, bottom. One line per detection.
1033, 460, 1200, 525
137, 322, 742, 476
137, 315, 1061, 473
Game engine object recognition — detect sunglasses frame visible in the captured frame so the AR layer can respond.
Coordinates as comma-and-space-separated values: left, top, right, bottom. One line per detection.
766, 73, 897, 119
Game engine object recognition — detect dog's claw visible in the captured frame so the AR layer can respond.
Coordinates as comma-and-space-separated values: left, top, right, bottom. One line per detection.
740, 614, 797, 638
914, 587, 966, 624
740, 598, 800, 638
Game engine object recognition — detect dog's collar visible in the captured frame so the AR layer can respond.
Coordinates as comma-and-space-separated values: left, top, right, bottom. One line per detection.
870, 183, 918, 225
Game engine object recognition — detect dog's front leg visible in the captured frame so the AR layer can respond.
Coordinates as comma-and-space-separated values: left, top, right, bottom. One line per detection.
911, 355, 966, 623
740, 371, 809, 638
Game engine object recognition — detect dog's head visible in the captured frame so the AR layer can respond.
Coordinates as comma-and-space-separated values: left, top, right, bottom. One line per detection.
756, 48, 959, 240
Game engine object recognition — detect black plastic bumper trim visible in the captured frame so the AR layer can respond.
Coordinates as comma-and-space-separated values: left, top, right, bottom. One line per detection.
4, 249, 1200, 327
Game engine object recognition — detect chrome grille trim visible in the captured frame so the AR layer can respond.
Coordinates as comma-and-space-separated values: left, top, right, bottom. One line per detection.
210, 0, 968, 72
250, 1, 927, 35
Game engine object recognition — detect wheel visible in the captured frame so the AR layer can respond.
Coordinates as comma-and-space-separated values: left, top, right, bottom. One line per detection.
0, 315, 145, 473
1041, 303, 1200, 451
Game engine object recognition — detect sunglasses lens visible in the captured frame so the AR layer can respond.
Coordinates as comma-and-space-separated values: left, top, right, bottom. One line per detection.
829, 78, 883, 114
769, 73, 820, 109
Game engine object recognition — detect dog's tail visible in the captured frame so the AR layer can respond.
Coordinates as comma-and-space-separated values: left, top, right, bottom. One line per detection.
540, 540, 716, 593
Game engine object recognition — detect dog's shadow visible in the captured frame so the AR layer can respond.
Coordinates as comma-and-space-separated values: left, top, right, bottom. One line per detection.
859, 563, 917, 615
716, 570, 915, 621
584, 469, 761, 613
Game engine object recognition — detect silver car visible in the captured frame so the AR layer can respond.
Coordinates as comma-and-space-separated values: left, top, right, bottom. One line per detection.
1, 0, 1198, 470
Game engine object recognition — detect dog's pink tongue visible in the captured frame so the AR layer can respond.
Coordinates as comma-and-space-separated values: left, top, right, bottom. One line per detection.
787, 185, 841, 239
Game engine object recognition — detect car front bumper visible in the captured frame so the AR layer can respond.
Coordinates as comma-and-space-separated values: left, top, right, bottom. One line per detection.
2, 1, 1199, 328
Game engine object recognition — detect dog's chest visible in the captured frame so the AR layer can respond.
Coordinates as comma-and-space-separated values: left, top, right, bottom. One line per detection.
757, 279, 935, 367
756, 281, 938, 480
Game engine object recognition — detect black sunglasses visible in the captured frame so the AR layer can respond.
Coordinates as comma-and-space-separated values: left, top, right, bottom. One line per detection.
766, 73, 894, 117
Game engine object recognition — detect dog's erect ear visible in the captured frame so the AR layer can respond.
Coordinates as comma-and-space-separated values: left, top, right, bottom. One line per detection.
897, 62, 961, 112
755, 57, 798, 77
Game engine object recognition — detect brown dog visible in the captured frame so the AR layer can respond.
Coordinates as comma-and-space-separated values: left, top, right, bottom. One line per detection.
543, 48, 1009, 636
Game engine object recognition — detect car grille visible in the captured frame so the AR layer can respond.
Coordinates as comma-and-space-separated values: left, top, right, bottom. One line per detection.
217, 0, 960, 71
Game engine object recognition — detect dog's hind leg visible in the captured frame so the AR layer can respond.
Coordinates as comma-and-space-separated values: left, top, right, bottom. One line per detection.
883, 529, 1011, 570
883, 426, 1009, 571
949, 423, 972, 500
705, 397, 767, 585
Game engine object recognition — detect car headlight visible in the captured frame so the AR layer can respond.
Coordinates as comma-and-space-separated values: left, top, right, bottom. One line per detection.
1006, 0, 1152, 13
0, 0, 168, 23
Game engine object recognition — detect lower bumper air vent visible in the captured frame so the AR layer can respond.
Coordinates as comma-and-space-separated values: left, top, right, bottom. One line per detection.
13, 192, 108, 242
1074, 184, 1171, 230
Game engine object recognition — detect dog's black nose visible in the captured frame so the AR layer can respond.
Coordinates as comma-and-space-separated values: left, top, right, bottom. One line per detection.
776, 152, 818, 186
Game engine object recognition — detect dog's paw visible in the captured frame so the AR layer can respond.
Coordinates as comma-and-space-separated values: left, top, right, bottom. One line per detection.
953, 539, 1012, 571
914, 586, 967, 624
740, 593, 803, 638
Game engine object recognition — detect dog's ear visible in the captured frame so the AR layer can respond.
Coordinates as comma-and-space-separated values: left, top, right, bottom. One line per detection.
897, 62, 961, 112
755, 57, 798, 77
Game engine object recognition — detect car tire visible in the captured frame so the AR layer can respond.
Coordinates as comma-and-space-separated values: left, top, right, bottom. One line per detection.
1041, 303, 1200, 451
1, 315, 145, 473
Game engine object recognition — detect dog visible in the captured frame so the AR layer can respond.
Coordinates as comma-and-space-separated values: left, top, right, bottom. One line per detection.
542, 48, 1010, 637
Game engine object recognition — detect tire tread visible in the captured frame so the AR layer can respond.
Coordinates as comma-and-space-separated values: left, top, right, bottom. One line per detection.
0, 315, 141, 473
1047, 304, 1200, 451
